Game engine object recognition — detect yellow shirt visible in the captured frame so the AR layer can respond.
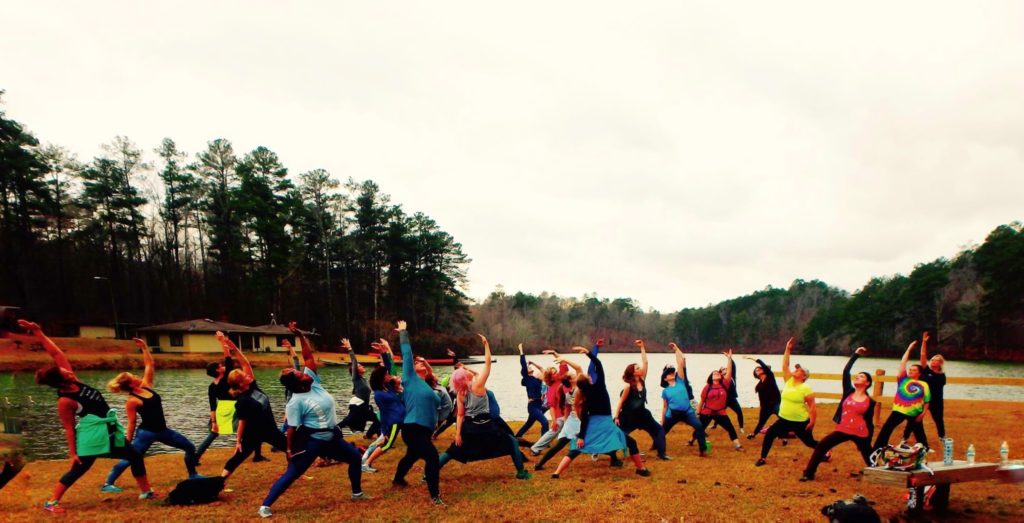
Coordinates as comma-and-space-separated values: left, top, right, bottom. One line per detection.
778, 378, 813, 422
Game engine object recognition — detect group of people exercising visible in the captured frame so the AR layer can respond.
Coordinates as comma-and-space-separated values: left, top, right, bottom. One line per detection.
17, 318, 946, 517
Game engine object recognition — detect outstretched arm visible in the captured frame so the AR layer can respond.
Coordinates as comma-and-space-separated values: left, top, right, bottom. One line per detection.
844, 347, 867, 392
347, 338, 357, 378
669, 343, 686, 373
396, 321, 417, 382
218, 332, 252, 378
282, 339, 300, 370
19, 320, 76, 379
723, 349, 734, 383
289, 322, 317, 372
782, 337, 794, 381
555, 356, 582, 376
518, 343, 528, 379
474, 334, 492, 389
899, 341, 918, 376
919, 331, 930, 367
635, 340, 648, 379
133, 338, 155, 387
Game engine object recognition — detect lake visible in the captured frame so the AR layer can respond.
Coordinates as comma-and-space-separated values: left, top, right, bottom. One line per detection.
2, 353, 1021, 459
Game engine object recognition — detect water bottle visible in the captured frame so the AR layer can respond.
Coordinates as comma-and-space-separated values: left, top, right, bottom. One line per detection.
943, 438, 954, 466
1000, 441, 1009, 465
705, 440, 712, 455
966, 444, 976, 465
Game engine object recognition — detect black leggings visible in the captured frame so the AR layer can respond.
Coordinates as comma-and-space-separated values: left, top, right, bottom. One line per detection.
224, 429, 287, 473
903, 404, 944, 440
761, 418, 817, 459
339, 404, 380, 438
699, 414, 738, 441
536, 438, 620, 467
394, 423, 440, 499
620, 410, 666, 456
726, 397, 744, 429
875, 411, 929, 451
60, 445, 145, 488
803, 431, 872, 478
433, 412, 456, 439
752, 402, 779, 435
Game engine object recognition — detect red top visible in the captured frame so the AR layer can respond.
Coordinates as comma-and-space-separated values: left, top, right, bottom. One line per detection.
836, 394, 870, 437
700, 379, 731, 416
546, 362, 569, 419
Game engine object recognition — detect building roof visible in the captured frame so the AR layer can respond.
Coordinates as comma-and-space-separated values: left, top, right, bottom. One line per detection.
137, 319, 258, 333
251, 324, 315, 336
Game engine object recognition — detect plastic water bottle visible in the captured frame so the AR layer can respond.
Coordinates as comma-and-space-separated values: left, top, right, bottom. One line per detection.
943, 438, 954, 466
1000, 441, 1009, 465
705, 440, 712, 455
966, 444, 976, 465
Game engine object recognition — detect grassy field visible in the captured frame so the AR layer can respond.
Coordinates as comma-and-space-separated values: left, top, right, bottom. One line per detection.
2, 400, 1022, 522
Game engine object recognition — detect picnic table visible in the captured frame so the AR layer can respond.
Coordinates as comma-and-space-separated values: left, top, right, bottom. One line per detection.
863, 460, 1006, 513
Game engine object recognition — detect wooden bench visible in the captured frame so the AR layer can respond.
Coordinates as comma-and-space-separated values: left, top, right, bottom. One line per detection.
863, 460, 1005, 513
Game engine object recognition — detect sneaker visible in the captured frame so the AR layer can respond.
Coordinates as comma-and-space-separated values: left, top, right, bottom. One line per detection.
43, 501, 65, 514
515, 469, 532, 480
392, 478, 409, 487
746, 433, 756, 440
550, 473, 560, 479
534, 463, 544, 471
609, 459, 624, 468
253, 455, 270, 463
734, 445, 745, 452
138, 489, 159, 500
822, 452, 833, 463
188, 474, 208, 480
755, 458, 767, 467
258, 505, 273, 518
657, 454, 673, 461
100, 484, 124, 493
635, 468, 651, 477
799, 475, 813, 482
781, 439, 788, 447
739, 427, 746, 435
351, 492, 371, 501
361, 464, 377, 473
529, 449, 541, 456
432, 496, 446, 506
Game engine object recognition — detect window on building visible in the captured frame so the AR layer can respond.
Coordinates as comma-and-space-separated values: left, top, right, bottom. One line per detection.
170, 333, 184, 347
229, 333, 260, 351
146, 334, 160, 347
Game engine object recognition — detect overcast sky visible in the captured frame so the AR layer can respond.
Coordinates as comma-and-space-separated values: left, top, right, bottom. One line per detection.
4, 2, 1023, 312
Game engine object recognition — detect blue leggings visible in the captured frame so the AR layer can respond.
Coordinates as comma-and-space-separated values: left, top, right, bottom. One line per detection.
515, 401, 549, 438
106, 428, 197, 485
663, 408, 706, 452
262, 435, 363, 507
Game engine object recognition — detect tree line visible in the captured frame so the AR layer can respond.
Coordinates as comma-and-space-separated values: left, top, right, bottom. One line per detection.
0, 92, 471, 355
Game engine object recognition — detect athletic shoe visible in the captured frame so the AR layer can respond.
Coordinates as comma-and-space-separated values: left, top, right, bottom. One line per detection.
42, 501, 65, 514
799, 475, 813, 482
138, 490, 159, 500
656, 454, 673, 461
755, 458, 767, 467
529, 449, 541, 456
361, 464, 377, 473
258, 506, 273, 518
188, 474, 208, 480
351, 492, 371, 501
432, 496, 446, 506
253, 455, 270, 463
822, 452, 833, 463
392, 478, 409, 487
635, 468, 651, 477
781, 439, 788, 446
734, 445, 745, 452
609, 458, 625, 468
100, 484, 124, 493
534, 463, 544, 471
746, 434, 756, 440
550, 473, 560, 479
739, 427, 746, 435
515, 469, 532, 480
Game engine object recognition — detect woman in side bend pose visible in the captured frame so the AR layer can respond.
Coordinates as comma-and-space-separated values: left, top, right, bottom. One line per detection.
660, 343, 707, 457
903, 331, 946, 443
19, 320, 155, 514
362, 339, 404, 472
873, 340, 931, 451
256, 324, 366, 518
743, 355, 781, 440
756, 338, 818, 466
529, 352, 569, 456
801, 347, 876, 481
102, 338, 202, 492
697, 350, 744, 453
390, 321, 444, 505
218, 332, 288, 482
724, 357, 745, 435
437, 335, 531, 479
514, 343, 548, 440
551, 346, 650, 479
534, 353, 611, 470
614, 340, 669, 461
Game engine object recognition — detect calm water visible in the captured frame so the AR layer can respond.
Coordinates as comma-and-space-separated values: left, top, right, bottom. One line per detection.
1, 353, 1021, 459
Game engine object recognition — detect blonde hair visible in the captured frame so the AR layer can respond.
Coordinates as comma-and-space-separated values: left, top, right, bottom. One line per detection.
107, 372, 138, 393
227, 369, 249, 396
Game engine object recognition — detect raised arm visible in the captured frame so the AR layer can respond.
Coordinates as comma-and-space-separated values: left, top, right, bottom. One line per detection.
919, 331, 930, 367
555, 356, 582, 377
518, 343, 528, 379
474, 334, 492, 389
669, 343, 686, 373
843, 347, 867, 393
19, 320, 76, 379
289, 322, 317, 372
218, 332, 252, 378
899, 340, 918, 376
782, 337, 795, 381
282, 339, 300, 370
723, 349, 734, 383
635, 339, 648, 379
373, 339, 396, 374
397, 321, 417, 382
133, 338, 155, 387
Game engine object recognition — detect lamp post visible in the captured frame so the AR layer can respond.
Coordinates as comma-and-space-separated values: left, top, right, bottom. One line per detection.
93, 276, 119, 339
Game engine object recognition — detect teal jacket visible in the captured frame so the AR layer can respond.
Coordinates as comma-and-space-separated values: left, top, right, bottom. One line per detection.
76, 409, 126, 457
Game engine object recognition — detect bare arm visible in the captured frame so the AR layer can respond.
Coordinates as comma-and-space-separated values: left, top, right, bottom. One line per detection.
473, 334, 492, 391
555, 356, 583, 376
670, 342, 686, 372
134, 338, 155, 387
782, 337, 794, 381
614, 386, 629, 424
899, 341, 918, 376
723, 349, 734, 382
20, 320, 76, 379
125, 397, 141, 442
805, 394, 817, 429
454, 392, 466, 447
58, 399, 80, 463
283, 340, 300, 370
289, 322, 317, 372
218, 332, 253, 378
919, 331, 930, 367
635, 340, 648, 378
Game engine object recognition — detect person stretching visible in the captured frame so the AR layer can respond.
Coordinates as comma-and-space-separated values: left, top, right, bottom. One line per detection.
529, 353, 569, 456
390, 321, 444, 505
103, 338, 201, 492
873, 340, 931, 451
801, 347, 876, 481
756, 338, 818, 466
551, 346, 650, 478
438, 335, 531, 479
698, 350, 744, 453
615, 340, 669, 460
534, 354, 612, 470
661, 343, 707, 457
338, 338, 380, 439
219, 332, 287, 483
724, 357, 745, 435
257, 324, 367, 518
19, 320, 155, 514
514, 343, 548, 440
362, 339, 404, 472
903, 331, 946, 442
743, 355, 781, 440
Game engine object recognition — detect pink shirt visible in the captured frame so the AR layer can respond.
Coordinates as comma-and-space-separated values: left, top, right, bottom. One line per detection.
836, 395, 870, 437
546, 363, 569, 419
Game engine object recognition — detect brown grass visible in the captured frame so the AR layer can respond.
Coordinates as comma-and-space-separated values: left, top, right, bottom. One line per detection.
2, 400, 1022, 522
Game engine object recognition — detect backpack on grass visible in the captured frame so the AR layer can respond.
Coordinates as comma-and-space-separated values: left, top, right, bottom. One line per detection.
165, 476, 226, 506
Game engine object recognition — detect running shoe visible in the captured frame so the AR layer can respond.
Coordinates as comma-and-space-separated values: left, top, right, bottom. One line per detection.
392, 478, 409, 487
550, 473, 560, 479
515, 470, 532, 480
635, 468, 651, 477
609, 458, 625, 468
361, 464, 377, 473
253, 455, 270, 463
351, 492, 372, 501
100, 484, 124, 493
734, 445, 745, 452
746, 434, 757, 440
258, 506, 273, 518
432, 496, 446, 506
139, 490, 160, 500
657, 454, 673, 461
755, 458, 767, 466
822, 452, 833, 463
739, 427, 746, 435
42, 501, 65, 514
799, 474, 813, 482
